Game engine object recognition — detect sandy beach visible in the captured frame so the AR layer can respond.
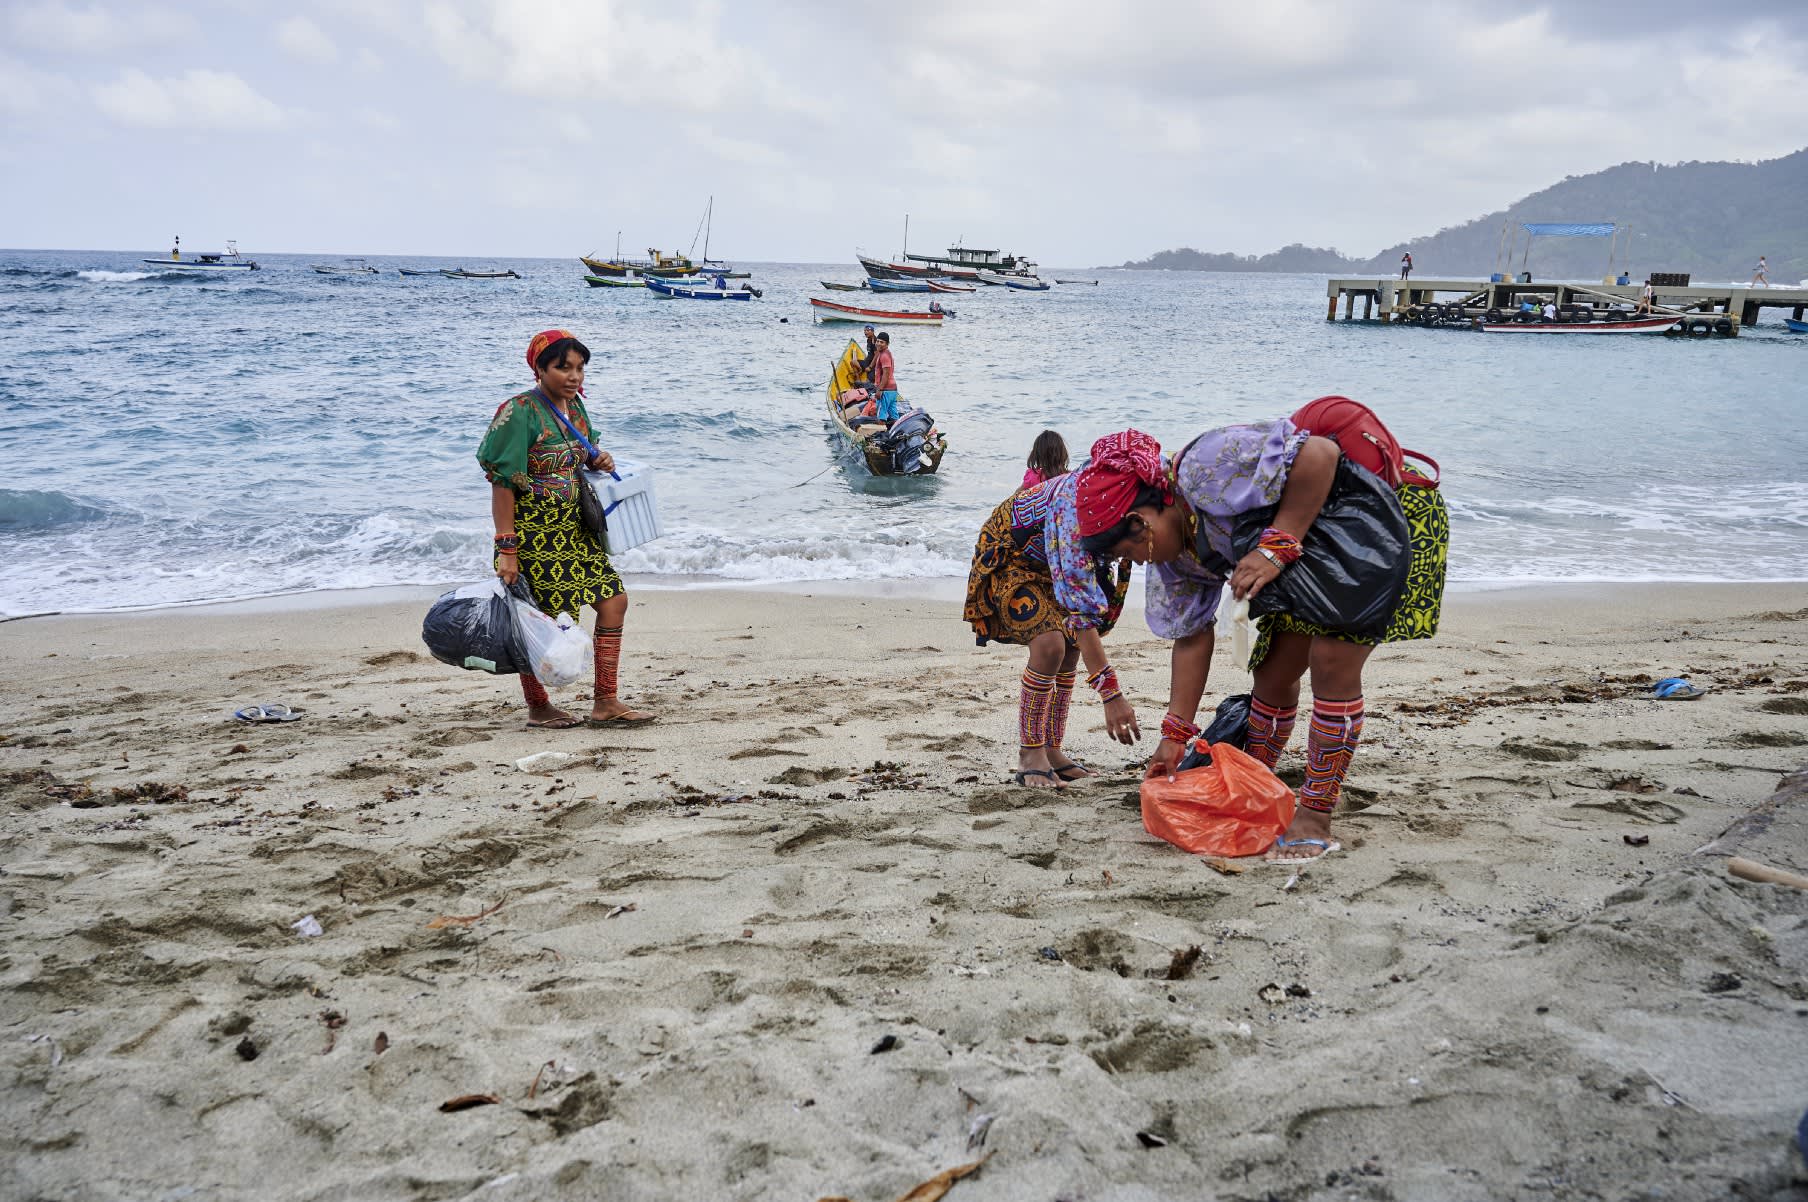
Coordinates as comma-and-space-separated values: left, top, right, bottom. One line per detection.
2, 581, 1806, 1201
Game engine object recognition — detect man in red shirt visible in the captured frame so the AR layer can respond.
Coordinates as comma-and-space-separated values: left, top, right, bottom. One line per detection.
870, 331, 902, 423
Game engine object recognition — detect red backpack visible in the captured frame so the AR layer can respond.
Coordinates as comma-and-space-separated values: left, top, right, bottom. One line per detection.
1290, 396, 1439, 490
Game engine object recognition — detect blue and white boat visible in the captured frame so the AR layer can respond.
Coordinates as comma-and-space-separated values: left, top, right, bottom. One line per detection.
1785, 317, 1808, 334
868, 277, 936, 293
142, 241, 258, 271
645, 275, 761, 301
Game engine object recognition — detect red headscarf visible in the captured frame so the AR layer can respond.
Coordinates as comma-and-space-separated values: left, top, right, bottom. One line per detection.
1075, 429, 1167, 537
526, 328, 578, 375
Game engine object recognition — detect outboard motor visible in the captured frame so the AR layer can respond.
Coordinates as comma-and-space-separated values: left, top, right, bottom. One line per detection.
877, 408, 936, 474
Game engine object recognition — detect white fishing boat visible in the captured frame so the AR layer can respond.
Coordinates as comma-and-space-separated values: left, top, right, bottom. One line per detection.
141, 241, 258, 271
314, 259, 379, 275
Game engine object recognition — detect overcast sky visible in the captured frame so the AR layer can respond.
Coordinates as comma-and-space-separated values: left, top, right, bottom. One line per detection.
2, 0, 1803, 264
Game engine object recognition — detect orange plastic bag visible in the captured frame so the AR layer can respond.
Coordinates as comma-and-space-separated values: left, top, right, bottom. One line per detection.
1139, 741, 1296, 858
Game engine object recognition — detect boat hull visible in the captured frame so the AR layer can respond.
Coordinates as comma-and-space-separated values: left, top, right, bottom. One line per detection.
585, 275, 647, 288
824, 340, 947, 476
141, 258, 256, 271
820, 281, 864, 291
927, 280, 975, 293
1477, 316, 1680, 334
441, 270, 520, 279
869, 278, 934, 293
810, 298, 944, 325
858, 252, 980, 282
646, 276, 755, 300
1785, 318, 1808, 333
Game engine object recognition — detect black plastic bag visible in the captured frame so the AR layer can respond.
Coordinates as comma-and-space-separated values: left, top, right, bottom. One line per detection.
1178, 693, 1252, 770
1232, 458, 1409, 639
421, 578, 535, 675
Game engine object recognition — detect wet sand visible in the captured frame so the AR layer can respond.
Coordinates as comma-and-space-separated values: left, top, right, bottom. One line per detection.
2, 582, 1806, 1201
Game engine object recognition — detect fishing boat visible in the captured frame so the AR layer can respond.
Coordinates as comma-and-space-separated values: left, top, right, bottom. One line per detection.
978, 270, 1050, 290
585, 274, 647, 288
142, 241, 258, 271
314, 259, 379, 275
820, 280, 865, 291
397, 267, 443, 276
1476, 314, 1680, 334
645, 275, 760, 300
1055, 278, 1098, 285
928, 280, 975, 293
869, 277, 936, 293
903, 242, 1036, 278
582, 250, 699, 278
809, 298, 945, 326
824, 339, 947, 476
1785, 317, 1808, 333
441, 268, 521, 279
857, 252, 983, 282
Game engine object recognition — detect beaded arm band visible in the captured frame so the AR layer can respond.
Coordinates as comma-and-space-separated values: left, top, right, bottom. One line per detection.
1256, 526, 1302, 566
1159, 712, 1200, 745
1087, 664, 1123, 704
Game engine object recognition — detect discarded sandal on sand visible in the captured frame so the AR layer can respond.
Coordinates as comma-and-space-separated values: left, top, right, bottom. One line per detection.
1012, 768, 1064, 788
1264, 837, 1341, 863
1652, 677, 1707, 700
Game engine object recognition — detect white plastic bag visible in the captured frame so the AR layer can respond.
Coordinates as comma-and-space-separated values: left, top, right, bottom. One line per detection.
1217, 596, 1252, 668
509, 598, 591, 688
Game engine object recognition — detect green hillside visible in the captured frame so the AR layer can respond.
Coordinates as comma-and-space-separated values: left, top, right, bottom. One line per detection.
1122, 148, 1807, 283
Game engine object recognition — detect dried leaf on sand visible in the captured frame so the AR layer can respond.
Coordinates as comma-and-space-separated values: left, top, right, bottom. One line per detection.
816, 1154, 989, 1202
1201, 856, 1244, 875
438, 1093, 501, 1112
425, 899, 505, 929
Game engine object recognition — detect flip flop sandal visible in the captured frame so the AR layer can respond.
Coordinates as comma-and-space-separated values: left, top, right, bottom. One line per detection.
1011, 769, 1064, 788
1263, 837, 1341, 864
1652, 677, 1707, 700
1050, 761, 1095, 782
587, 711, 657, 727
234, 703, 302, 723
525, 715, 586, 729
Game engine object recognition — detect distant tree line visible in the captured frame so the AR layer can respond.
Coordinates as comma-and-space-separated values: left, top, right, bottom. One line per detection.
1120, 148, 1806, 283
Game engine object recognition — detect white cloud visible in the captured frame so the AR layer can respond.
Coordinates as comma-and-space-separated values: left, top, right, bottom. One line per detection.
5, 1, 193, 54
276, 16, 339, 65
0, 54, 74, 115
93, 69, 287, 129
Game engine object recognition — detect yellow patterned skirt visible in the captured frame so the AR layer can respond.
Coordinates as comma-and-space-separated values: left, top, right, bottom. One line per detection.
502, 489, 623, 619
1251, 483, 1448, 666
963, 495, 1131, 646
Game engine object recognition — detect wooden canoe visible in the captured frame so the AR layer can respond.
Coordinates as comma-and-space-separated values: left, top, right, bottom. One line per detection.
810, 297, 944, 325
1477, 315, 1680, 334
824, 340, 947, 476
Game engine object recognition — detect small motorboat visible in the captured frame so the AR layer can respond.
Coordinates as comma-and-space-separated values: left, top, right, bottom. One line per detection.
1475, 314, 1681, 334
1055, 278, 1098, 285
820, 280, 865, 291
1785, 317, 1808, 333
824, 339, 947, 476
397, 267, 443, 276
585, 274, 647, 288
441, 268, 521, 279
646, 275, 760, 300
927, 279, 975, 293
869, 277, 936, 293
809, 297, 945, 326
996, 273, 1051, 291
143, 241, 258, 271
314, 259, 379, 275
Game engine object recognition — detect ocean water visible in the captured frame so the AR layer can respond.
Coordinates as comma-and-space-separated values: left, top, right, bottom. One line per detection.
2, 249, 1805, 618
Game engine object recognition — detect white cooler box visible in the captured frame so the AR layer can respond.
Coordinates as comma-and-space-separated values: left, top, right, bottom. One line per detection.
581, 460, 663, 553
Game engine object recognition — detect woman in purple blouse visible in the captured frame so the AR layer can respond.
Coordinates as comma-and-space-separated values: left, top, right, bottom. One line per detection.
1077, 422, 1388, 863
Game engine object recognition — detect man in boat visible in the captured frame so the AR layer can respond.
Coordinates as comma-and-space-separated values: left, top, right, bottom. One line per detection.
1637, 278, 1655, 315
854, 324, 878, 385
171, 235, 180, 262
870, 332, 903, 425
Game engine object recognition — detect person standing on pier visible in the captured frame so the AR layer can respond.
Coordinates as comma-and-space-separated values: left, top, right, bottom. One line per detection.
1751, 256, 1770, 287
1399, 251, 1412, 281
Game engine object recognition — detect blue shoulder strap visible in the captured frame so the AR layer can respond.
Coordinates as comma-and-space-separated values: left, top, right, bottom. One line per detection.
532, 389, 598, 461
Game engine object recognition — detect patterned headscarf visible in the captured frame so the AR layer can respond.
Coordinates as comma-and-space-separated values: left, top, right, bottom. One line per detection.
1075, 429, 1167, 537
526, 328, 578, 375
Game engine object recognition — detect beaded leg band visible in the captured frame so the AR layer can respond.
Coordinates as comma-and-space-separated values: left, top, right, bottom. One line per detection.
1300, 696, 1364, 813
1047, 671, 1076, 749
595, 624, 623, 702
1244, 695, 1299, 769
1019, 668, 1056, 749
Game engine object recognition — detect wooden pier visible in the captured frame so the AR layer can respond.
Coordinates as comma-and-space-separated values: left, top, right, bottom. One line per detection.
1326, 276, 1808, 336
